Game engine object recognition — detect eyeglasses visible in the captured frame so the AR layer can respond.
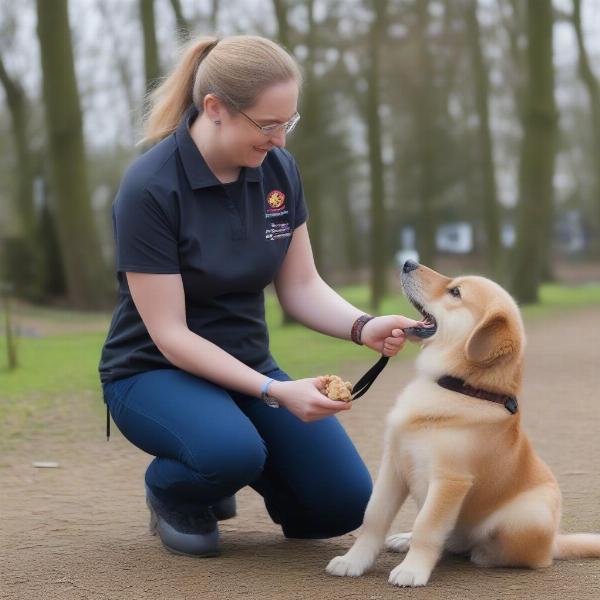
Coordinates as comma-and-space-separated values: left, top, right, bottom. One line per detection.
238, 108, 301, 137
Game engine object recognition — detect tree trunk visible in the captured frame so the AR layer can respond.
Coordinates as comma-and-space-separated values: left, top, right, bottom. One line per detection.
96, 1, 137, 140
413, 0, 437, 267
36, 0, 113, 308
140, 0, 161, 96
511, 0, 557, 304
273, 0, 290, 49
0, 58, 35, 238
2, 285, 18, 370
169, 0, 191, 41
289, 0, 324, 275
466, 0, 502, 278
340, 175, 361, 273
366, 0, 387, 312
0, 55, 42, 299
572, 0, 600, 251
498, 0, 527, 123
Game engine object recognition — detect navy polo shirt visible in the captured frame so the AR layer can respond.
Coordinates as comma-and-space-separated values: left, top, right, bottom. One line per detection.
98, 105, 308, 384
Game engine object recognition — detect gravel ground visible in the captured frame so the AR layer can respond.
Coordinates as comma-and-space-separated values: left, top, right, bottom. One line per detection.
1, 306, 599, 599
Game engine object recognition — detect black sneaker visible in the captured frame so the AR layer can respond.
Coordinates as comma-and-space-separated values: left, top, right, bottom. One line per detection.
146, 485, 219, 557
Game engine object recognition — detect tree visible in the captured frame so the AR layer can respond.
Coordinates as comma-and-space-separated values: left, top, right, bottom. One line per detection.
510, 0, 558, 303
286, 0, 325, 274
0, 53, 40, 298
412, 0, 437, 267
571, 0, 600, 252
170, 0, 192, 41
96, 1, 138, 140
366, 0, 388, 311
466, 0, 502, 277
140, 0, 161, 96
272, 0, 290, 49
36, 0, 113, 308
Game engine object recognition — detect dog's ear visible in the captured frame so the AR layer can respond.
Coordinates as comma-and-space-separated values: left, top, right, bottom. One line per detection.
465, 310, 520, 365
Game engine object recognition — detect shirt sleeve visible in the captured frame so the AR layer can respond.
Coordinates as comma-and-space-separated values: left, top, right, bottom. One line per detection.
112, 187, 180, 273
292, 160, 309, 229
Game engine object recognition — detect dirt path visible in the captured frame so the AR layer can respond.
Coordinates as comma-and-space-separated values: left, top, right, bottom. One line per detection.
1, 307, 599, 599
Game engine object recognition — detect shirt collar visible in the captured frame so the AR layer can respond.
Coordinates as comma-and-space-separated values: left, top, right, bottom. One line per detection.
175, 104, 262, 189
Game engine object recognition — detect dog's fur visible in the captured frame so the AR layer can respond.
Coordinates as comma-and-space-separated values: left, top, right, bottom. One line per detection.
326, 263, 600, 587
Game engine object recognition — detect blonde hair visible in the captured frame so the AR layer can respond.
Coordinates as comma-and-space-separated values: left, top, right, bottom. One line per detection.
141, 35, 303, 146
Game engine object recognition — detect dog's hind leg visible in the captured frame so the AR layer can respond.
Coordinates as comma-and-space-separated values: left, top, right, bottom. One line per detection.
387, 525, 471, 554
326, 450, 408, 577
470, 524, 554, 568
386, 531, 412, 553
471, 485, 559, 569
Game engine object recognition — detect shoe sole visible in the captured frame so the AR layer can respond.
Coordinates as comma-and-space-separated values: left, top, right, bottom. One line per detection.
147, 499, 220, 558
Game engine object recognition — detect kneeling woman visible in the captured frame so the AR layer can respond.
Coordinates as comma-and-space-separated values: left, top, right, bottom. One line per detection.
99, 34, 418, 557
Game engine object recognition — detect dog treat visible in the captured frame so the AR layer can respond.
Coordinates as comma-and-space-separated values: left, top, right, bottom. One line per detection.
322, 374, 353, 402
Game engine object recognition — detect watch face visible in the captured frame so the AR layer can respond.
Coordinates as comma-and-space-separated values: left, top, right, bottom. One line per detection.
263, 395, 279, 408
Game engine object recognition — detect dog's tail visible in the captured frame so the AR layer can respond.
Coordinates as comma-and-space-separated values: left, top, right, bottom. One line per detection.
553, 534, 600, 560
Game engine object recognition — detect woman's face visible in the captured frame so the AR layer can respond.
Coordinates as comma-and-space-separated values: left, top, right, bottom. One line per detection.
218, 79, 300, 168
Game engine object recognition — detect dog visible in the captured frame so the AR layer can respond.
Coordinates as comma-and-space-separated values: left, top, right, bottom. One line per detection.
326, 260, 600, 587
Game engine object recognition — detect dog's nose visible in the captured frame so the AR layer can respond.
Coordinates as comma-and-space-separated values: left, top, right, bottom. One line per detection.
403, 259, 419, 273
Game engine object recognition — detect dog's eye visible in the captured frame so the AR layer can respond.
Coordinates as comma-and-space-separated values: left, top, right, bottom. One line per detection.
448, 287, 461, 298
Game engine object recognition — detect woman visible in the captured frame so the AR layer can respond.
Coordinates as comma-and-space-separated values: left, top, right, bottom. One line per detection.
99, 34, 420, 558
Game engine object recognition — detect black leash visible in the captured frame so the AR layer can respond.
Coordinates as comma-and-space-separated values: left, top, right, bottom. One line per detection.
351, 355, 390, 401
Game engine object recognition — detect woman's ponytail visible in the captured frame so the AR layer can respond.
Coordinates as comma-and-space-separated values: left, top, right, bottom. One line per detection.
140, 35, 302, 147
141, 37, 219, 146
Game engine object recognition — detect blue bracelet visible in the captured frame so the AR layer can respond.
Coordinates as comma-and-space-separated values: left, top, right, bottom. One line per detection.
261, 377, 275, 397
260, 377, 279, 408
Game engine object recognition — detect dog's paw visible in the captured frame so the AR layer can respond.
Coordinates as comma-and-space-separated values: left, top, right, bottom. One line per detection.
326, 554, 371, 577
385, 532, 412, 553
388, 561, 430, 587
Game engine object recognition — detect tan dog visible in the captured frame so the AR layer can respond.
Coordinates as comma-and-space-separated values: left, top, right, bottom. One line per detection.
326, 261, 600, 587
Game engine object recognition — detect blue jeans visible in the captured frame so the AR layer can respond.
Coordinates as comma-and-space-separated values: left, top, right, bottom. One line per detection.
102, 367, 372, 539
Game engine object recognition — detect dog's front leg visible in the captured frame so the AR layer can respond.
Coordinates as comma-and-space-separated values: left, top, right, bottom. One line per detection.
326, 451, 408, 577
388, 476, 473, 587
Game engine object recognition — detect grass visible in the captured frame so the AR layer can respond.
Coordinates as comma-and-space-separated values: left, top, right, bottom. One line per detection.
530, 283, 600, 315
1, 282, 599, 432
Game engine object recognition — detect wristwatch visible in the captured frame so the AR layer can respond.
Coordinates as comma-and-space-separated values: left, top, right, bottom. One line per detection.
260, 377, 279, 408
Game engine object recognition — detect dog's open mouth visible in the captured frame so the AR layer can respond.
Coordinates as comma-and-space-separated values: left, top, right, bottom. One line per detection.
404, 298, 438, 339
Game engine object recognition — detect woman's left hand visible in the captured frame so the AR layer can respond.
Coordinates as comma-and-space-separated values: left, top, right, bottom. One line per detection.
360, 315, 423, 357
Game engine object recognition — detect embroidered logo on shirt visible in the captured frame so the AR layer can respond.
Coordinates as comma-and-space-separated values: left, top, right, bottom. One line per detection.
267, 190, 286, 210
265, 190, 291, 240
266, 221, 291, 240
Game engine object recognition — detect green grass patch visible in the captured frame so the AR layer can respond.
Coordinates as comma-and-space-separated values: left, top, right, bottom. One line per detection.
0, 332, 105, 398
526, 283, 600, 317
1, 282, 599, 410
0, 332, 106, 434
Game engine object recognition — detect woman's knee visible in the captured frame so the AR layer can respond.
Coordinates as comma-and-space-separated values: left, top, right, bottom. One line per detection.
283, 471, 373, 539
324, 474, 373, 533
186, 431, 268, 491
107, 369, 268, 488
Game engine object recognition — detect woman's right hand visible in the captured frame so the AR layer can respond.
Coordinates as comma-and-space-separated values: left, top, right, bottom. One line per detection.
268, 378, 352, 422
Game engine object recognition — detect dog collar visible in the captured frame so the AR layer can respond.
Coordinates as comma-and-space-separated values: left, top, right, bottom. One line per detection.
437, 375, 518, 414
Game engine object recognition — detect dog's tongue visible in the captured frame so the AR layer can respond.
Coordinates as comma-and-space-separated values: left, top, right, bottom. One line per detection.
403, 321, 433, 340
